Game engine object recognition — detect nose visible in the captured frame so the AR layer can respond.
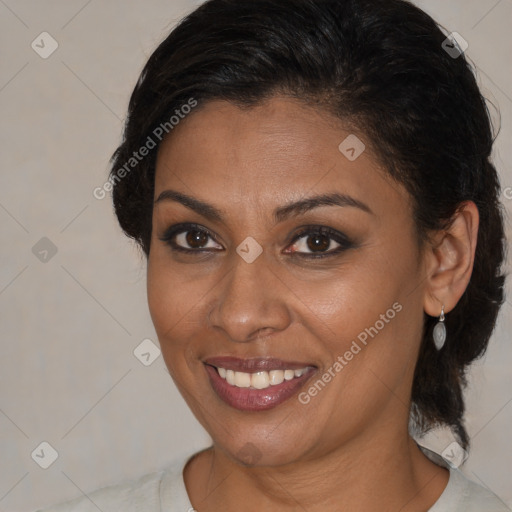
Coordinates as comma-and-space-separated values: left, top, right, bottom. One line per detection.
208, 252, 292, 343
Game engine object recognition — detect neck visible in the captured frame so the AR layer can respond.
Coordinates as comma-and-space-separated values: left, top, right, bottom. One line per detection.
184, 427, 449, 512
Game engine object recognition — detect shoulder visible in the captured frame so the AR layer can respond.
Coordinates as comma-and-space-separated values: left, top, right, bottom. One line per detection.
452, 469, 510, 511
418, 444, 510, 512
430, 467, 510, 511
35, 469, 164, 512
35, 452, 199, 512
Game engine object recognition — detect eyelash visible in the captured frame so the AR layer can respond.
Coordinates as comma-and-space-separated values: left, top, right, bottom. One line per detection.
158, 223, 354, 259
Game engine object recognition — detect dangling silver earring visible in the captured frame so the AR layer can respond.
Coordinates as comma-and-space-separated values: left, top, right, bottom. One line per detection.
433, 305, 446, 350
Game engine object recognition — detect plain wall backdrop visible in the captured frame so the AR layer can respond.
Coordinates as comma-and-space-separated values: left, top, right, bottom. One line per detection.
0, 0, 511, 510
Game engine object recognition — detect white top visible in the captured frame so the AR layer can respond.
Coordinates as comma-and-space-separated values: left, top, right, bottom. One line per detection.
37, 448, 510, 511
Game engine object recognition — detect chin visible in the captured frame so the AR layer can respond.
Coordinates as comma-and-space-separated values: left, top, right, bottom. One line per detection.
214, 427, 317, 468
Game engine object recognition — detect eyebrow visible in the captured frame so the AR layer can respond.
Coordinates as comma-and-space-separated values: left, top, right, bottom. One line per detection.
154, 189, 373, 224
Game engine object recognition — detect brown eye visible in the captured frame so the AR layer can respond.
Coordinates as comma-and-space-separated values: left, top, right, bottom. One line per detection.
291, 232, 340, 254
285, 226, 353, 258
184, 229, 209, 249
305, 233, 331, 252
173, 229, 222, 251
159, 223, 223, 253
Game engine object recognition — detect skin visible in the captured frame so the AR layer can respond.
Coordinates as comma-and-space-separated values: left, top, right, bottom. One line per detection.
147, 96, 479, 511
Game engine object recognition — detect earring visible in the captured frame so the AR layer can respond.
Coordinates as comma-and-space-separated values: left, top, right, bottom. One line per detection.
433, 305, 446, 351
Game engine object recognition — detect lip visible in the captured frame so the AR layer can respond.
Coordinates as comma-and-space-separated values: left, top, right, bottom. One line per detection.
204, 357, 317, 411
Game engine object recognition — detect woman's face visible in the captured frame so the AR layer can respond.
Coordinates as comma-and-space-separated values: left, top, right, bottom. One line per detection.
148, 97, 428, 466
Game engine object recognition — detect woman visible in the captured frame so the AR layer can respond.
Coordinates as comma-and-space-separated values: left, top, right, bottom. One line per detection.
40, 0, 508, 510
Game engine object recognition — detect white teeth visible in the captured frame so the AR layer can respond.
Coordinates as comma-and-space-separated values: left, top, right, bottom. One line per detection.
251, 371, 270, 389
269, 370, 284, 385
284, 369, 295, 381
216, 366, 308, 389
234, 371, 251, 388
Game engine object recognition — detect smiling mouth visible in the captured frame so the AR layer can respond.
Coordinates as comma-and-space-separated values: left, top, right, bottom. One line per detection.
203, 357, 317, 411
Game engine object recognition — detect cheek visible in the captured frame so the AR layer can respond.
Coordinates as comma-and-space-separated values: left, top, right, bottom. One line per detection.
146, 251, 218, 373
147, 256, 190, 355
288, 250, 401, 336
323, 298, 421, 431
148, 247, 200, 330
302, 239, 422, 377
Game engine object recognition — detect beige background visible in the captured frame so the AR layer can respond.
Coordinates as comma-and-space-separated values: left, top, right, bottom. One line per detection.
0, 1, 510, 510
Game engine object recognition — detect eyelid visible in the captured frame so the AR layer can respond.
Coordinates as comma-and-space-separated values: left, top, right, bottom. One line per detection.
288, 225, 351, 245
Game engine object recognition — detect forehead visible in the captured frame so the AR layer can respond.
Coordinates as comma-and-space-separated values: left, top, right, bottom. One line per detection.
154, 97, 409, 221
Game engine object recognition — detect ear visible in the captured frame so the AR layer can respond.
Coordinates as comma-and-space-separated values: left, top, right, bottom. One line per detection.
423, 201, 479, 316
